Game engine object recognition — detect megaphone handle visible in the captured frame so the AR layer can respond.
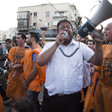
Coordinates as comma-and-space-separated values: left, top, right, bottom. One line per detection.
90, 30, 105, 40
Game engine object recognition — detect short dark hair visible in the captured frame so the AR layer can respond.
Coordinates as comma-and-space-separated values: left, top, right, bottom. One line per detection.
12, 36, 17, 46
88, 39, 95, 45
57, 19, 73, 32
12, 36, 16, 42
5, 38, 12, 43
28, 32, 40, 43
17, 33, 26, 40
11, 97, 34, 112
0, 43, 2, 45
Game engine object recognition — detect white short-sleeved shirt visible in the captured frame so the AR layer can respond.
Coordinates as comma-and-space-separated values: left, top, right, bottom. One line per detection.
40, 39, 94, 96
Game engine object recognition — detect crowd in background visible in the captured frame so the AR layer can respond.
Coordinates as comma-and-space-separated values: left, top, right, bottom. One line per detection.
0, 19, 112, 112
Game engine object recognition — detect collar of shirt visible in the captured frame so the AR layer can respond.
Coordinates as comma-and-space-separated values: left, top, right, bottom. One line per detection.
70, 39, 77, 45
59, 39, 79, 48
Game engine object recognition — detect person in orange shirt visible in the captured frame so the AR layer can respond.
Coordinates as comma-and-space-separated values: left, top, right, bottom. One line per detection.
84, 39, 99, 112
93, 22, 112, 112
6, 33, 26, 100
0, 94, 3, 112
22, 32, 45, 112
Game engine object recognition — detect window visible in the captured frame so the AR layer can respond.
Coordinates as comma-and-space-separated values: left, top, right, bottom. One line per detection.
17, 12, 27, 19
45, 22, 49, 27
59, 12, 64, 16
33, 23, 37, 26
34, 12, 37, 17
46, 11, 50, 17
18, 20, 28, 28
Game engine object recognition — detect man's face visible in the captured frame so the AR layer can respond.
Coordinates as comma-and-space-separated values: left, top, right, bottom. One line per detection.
104, 23, 112, 42
5, 42, 11, 49
16, 34, 25, 46
26, 34, 32, 46
0, 45, 2, 48
58, 22, 73, 43
87, 41, 95, 51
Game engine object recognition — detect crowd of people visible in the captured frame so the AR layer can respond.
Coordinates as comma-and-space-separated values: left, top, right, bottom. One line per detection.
0, 19, 112, 112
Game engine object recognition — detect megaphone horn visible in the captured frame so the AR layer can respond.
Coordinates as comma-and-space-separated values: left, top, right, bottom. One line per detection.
77, 0, 112, 38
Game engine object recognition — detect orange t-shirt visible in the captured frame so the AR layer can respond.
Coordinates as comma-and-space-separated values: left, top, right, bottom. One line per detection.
22, 45, 46, 92
6, 47, 26, 100
84, 72, 98, 112
95, 45, 112, 86
94, 45, 112, 112
0, 94, 3, 112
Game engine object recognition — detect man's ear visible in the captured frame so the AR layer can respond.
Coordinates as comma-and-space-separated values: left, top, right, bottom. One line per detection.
31, 37, 35, 42
23, 39, 26, 43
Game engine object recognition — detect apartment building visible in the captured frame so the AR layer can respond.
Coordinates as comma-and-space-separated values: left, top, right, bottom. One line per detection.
5, 28, 18, 39
0, 30, 5, 40
17, 3, 81, 40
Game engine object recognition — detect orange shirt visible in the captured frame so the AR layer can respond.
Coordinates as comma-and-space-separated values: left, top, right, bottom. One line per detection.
22, 44, 46, 92
6, 47, 26, 100
0, 95, 3, 112
95, 45, 112, 86
94, 45, 112, 112
84, 72, 98, 112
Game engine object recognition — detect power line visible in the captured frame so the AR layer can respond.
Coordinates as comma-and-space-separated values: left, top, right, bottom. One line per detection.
47, 0, 66, 17
47, 0, 59, 12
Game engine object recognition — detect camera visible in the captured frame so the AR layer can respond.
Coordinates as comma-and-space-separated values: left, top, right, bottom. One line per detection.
41, 27, 48, 31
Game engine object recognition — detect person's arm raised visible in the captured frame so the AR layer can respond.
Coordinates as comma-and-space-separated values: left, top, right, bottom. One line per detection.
88, 30, 104, 66
37, 34, 65, 66
41, 31, 46, 46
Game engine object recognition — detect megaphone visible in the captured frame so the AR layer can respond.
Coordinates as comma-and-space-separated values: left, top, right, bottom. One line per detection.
77, 0, 112, 38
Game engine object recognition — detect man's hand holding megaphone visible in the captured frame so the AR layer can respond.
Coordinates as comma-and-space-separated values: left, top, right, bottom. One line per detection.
77, 0, 112, 39
90, 25, 104, 43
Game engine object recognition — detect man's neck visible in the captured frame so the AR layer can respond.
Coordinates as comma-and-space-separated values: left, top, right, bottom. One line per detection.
63, 39, 72, 46
8, 46, 12, 49
19, 43, 25, 48
31, 42, 38, 49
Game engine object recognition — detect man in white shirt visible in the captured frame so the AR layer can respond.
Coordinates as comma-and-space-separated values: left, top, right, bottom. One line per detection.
37, 19, 103, 112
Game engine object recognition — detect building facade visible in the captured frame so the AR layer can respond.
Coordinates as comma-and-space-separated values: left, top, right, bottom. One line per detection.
0, 30, 5, 41
5, 28, 18, 40
17, 3, 81, 40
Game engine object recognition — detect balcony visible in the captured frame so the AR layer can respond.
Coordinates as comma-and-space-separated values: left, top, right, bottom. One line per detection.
52, 17, 67, 26
17, 27, 29, 31
53, 14, 68, 18
53, 11, 68, 18
17, 11, 30, 20
17, 19, 29, 31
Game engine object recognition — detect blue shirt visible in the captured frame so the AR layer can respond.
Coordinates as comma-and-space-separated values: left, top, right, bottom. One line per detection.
32, 49, 37, 63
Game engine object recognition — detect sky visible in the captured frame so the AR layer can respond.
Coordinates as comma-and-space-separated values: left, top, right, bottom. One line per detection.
0, 0, 112, 31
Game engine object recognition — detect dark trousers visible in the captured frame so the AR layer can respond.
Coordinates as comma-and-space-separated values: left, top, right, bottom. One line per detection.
41, 88, 82, 112
26, 90, 40, 112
